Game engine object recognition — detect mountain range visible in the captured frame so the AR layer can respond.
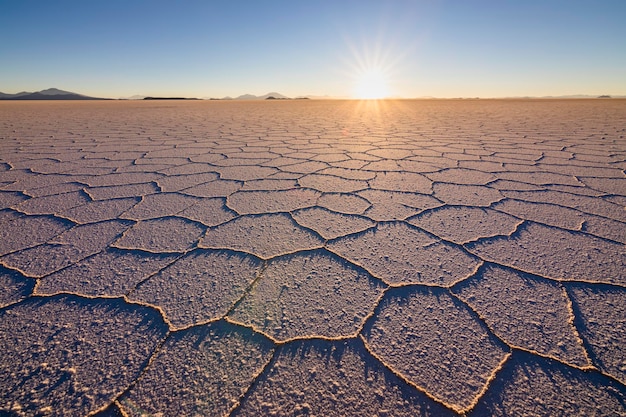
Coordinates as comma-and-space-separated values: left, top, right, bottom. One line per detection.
0, 89, 297, 101
208, 92, 291, 100
1, 88, 623, 101
0, 88, 107, 100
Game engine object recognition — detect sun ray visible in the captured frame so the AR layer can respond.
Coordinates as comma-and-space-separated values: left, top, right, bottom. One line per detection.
339, 33, 407, 100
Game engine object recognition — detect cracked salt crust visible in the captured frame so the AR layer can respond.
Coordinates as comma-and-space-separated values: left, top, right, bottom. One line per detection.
228, 251, 385, 341
453, 264, 590, 367
328, 222, 480, 286
120, 321, 274, 417
200, 213, 323, 259
129, 249, 262, 328
0, 99, 624, 416
364, 286, 509, 412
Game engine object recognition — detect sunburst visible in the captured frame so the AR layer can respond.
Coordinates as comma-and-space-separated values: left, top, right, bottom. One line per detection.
353, 68, 390, 99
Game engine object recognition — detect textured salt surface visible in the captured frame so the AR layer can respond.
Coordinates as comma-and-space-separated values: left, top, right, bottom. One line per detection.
358, 189, 442, 221
113, 216, 205, 253
328, 222, 481, 286
0, 295, 167, 416
291, 207, 376, 240
129, 250, 262, 329
227, 188, 320, 214
36, 248, 179, 297
2, 220, 130, 277
200, 213, 324, 259
468, 222, 625, 285
0, 100, 624, 415
408, 206, 522, 244
0, 211, 73, 256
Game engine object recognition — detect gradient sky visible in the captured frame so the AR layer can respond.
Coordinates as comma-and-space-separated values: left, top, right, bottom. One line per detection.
2, 0, 625, 98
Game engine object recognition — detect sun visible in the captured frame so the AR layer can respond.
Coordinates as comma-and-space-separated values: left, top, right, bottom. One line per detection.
353, 69, 390, 99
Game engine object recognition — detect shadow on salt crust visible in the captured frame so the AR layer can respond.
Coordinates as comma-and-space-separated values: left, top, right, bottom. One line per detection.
471, 351, 626, 416
119, 321, 274, 417
567, 284, 626, 385
0, 266, 34, 307
363, 286, 509, 412
234, 338, 456, 416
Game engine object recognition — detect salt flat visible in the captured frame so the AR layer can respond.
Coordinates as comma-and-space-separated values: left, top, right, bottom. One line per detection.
0, 99, 625, 416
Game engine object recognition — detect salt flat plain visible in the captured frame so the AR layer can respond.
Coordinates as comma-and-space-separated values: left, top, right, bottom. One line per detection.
0, 99, 625, 416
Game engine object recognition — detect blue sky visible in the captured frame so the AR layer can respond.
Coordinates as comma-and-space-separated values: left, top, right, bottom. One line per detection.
2, 0, 625, 98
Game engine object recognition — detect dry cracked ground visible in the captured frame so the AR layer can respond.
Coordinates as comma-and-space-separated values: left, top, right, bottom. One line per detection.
0, 99, 625, 416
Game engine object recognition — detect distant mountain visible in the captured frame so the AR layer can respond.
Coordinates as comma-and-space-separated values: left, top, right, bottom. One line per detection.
0, 88, 107, 100
502, 94, 626, 99
38, 88, 75, 96
232, 92, 290, 100
121, 95, 147, 100
0, 91, 31, 98
143, 96, 200, 100
298, 94, 343, 100
234, 94, 260, 100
